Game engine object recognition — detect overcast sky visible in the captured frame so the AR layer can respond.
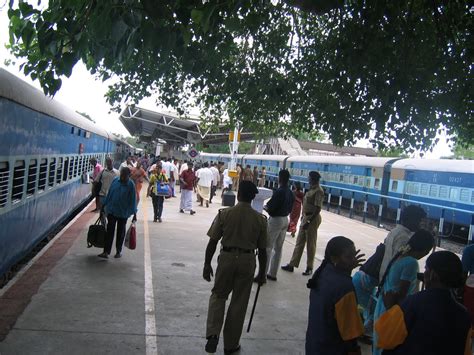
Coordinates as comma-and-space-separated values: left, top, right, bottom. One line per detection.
0, 5, 453, 158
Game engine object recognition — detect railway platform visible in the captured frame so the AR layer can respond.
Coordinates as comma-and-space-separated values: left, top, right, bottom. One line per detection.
0, 187, 400, 355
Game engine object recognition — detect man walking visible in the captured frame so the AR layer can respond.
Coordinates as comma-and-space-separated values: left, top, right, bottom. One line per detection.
203, 181, 267, 354
179, 162, 196, 215
209, 162, 220, 203
196, 162, 214, 207
281, 171, 324, 276
98, 167, 137, 259
95, 157, 119, 212
263, 169, 294, 281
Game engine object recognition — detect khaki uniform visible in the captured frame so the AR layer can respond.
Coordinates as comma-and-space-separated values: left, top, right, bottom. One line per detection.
206, 202, 267, 349
289, 184, 324, 270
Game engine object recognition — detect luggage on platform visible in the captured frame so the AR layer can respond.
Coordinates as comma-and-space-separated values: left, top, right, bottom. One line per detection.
222, 191, 236, 207
87, 216, 106, 248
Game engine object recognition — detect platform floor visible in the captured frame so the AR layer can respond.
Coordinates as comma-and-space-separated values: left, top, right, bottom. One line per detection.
0, 187, 395, 355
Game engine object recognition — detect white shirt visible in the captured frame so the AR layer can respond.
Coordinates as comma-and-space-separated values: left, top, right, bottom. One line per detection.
210, 166, 220, 186
120, 161, 130, 171
197, 167, 213, 187
251, 187, 274, 213
96, 168, 120, 196
170, 163, 179, 180
223, 169, 232, 188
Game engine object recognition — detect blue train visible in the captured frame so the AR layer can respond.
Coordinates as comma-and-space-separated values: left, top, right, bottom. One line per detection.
0, 69, 134, 280
198, 152, 474, 234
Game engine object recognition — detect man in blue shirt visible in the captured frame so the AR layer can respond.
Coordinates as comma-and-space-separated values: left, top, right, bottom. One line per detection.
98, 167, 137, 259
262, 169, 294, 281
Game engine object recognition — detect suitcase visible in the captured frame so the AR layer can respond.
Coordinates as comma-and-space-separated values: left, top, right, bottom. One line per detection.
87, 216, 106, 248
222, 191, 236, 207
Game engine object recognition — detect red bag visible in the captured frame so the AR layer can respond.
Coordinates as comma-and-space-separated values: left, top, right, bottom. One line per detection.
125, 222, 136, 250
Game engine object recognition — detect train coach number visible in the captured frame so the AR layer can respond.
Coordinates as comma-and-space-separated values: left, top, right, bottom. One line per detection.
449, 177, 462, 184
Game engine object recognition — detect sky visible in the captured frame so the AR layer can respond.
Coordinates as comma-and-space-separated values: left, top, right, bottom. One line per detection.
0, 4, 454, 158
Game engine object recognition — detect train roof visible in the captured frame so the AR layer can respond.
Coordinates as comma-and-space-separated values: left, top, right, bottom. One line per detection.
286, 155, 396, 168
392, 159, 474, 174
0, 68, 109, 138
242, 154, 288, 161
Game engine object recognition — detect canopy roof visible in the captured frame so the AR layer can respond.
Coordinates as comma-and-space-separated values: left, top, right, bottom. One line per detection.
119, 106, 254, 146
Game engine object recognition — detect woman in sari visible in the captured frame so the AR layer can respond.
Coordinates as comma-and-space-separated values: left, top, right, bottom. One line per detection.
130, 161, 149, 204
287, 182, 304, 237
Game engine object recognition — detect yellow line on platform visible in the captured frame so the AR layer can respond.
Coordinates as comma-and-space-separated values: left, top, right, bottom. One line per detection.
143, 197, 159, 355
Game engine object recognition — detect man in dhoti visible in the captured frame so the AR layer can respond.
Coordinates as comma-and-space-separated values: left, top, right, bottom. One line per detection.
196, 162, 214, 208
179, 162, 196, 215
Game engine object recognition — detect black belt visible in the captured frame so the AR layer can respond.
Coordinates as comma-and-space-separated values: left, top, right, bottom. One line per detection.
222, 246, 253, 254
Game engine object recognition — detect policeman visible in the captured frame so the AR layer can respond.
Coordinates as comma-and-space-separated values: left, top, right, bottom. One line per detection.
203, 180, 267, 354
281, 171, 324, 276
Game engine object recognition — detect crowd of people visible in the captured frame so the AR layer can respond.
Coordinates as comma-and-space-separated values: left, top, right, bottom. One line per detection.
88, 155, 472, 355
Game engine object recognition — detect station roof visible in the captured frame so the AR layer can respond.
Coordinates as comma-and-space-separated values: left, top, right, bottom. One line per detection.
118, 106, 254, 146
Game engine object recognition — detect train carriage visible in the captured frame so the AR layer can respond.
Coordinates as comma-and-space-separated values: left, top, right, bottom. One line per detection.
286, 156, 397, 204
0, 68, 116, 278
389, 159, 474, 228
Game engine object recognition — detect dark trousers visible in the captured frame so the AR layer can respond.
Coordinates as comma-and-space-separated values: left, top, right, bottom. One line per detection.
210, 185, 217, 202
152, 194, 164, 219
104, 214, 127, 254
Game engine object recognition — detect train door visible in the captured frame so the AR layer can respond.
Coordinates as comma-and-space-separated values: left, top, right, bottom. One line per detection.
381, 159, 401, 196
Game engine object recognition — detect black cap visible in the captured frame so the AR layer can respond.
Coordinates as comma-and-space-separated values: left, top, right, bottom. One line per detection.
239, 181, 259, 201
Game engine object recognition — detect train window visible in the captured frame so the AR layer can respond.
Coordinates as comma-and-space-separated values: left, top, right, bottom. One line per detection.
449, 188, 459, 201
391, 181, 398, 191
439, 186, 448, 199
429, 185, 438, 197
365, 178, 371, 188
63, 158, 69, 181
12, 160, 25, 202
374, 178, 380, 189
77, 129, 82, 136
85, 131, 91, 138
344, 175, 350, 183
412, 183, 420, 195
68, 157, 74, 179
48, 158, 56, 187
0, 162, 9, 208
27, 159, 37, 196
406, 182, 413, 194
71, 126, 75, 134
420, 184, 428, 196
38, 158, 48, 191
74, 157, 79, 177
339, 174, 344, 182
460, 189, 469, 202
471, 191, 474, 204
353, 176, 359, 185
56, 157, 63, 184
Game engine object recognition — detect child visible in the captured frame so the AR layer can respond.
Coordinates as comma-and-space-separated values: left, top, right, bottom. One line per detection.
306, 236, 365, 354
372, 229, 434, 355
375, 251, 471, 354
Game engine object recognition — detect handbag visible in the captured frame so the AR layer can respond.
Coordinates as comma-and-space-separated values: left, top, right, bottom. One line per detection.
125, 222, 137, 250
155, 182, 170, 197
87, 216, 106, 248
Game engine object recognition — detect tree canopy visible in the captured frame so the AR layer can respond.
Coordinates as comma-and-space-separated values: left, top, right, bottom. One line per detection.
7, 0, 473, 151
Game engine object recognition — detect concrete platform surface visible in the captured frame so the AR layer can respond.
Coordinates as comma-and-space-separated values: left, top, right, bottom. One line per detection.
0, 187, 394, 355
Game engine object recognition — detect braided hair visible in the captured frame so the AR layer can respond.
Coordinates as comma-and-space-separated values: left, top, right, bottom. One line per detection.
377, 229, 434, 296
307, 236, 354, 289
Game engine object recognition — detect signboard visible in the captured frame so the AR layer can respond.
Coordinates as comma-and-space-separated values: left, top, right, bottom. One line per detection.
187, 148, 199, 159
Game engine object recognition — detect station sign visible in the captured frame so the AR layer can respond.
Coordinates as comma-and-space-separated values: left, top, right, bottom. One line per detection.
188, 148, 199, 159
